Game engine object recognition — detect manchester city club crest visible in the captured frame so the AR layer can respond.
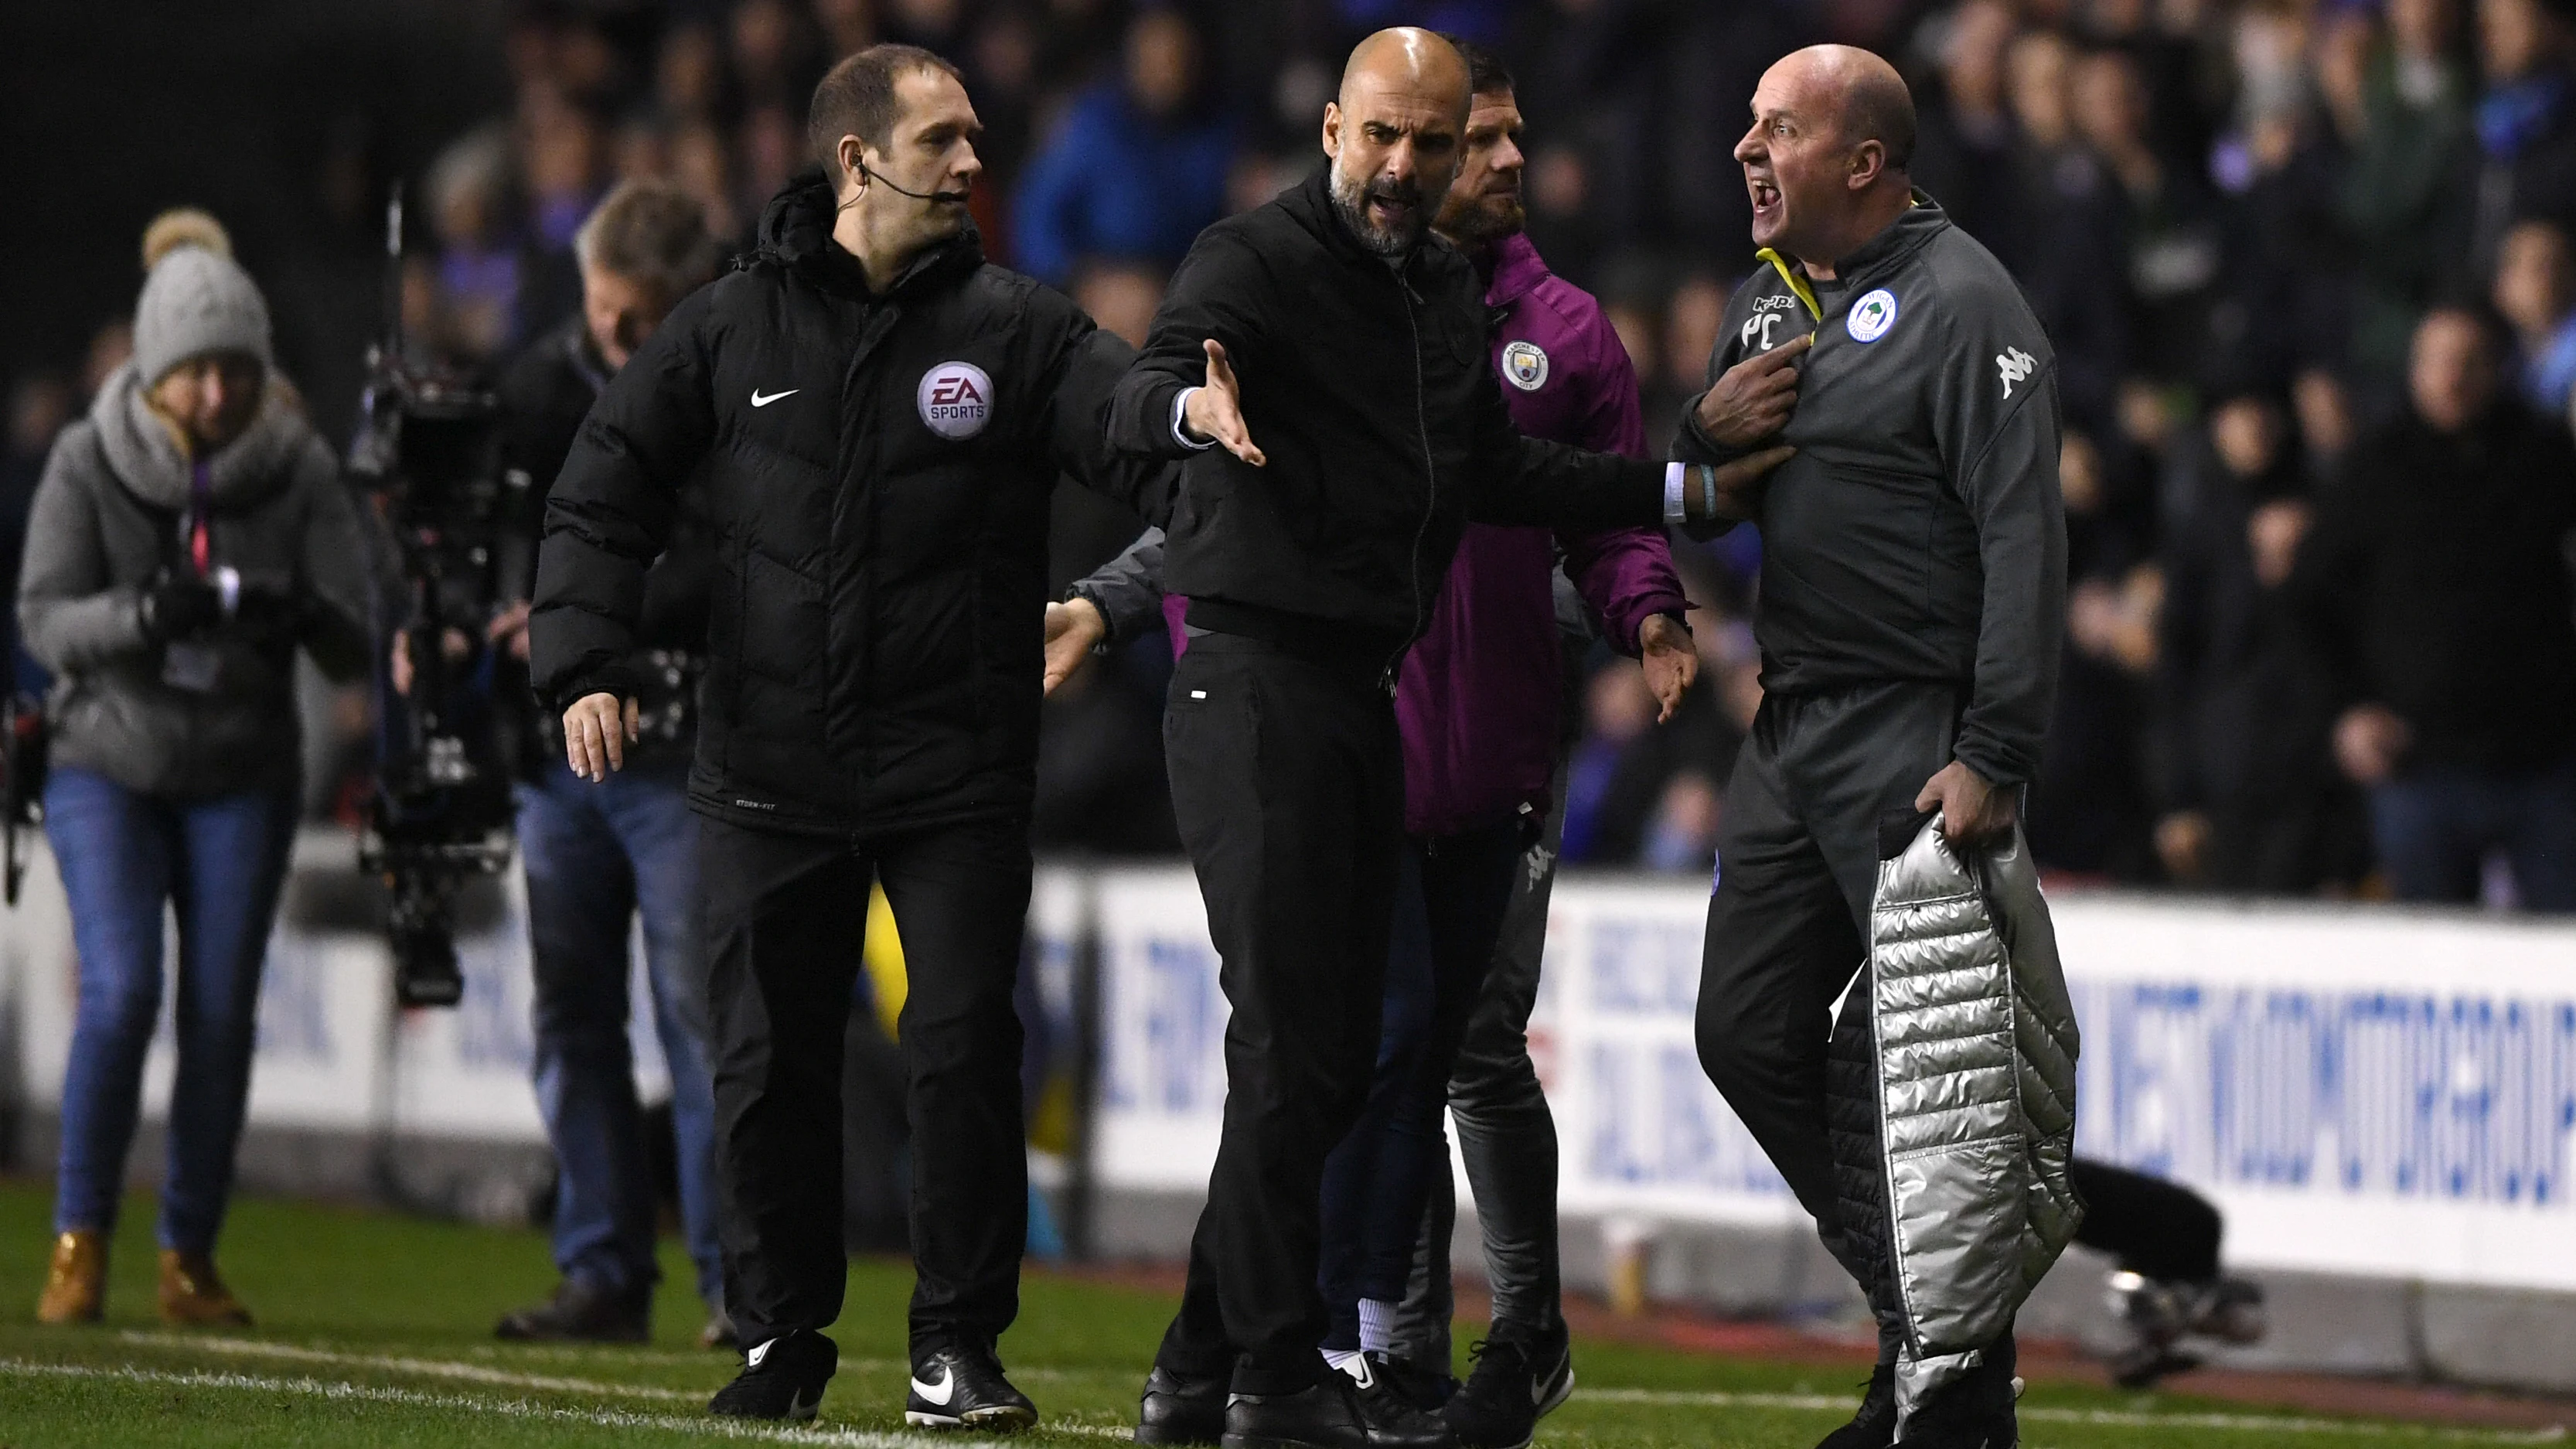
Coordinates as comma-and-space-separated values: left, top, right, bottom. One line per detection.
1501, 339, 1550, 391
1846, 288, 1898, 343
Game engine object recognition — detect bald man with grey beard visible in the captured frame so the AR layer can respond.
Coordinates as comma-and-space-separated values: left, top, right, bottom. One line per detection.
1103, 28, 1779, 1449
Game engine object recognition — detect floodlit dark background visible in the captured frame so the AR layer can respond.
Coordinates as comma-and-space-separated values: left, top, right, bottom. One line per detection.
5, 0, 2575, 908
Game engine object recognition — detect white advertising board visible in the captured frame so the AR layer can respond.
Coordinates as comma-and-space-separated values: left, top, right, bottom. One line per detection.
1089, 869, 2576, 1290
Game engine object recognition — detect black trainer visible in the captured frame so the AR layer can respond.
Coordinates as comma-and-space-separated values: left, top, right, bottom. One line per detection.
1137, 1365, 1229, 1446
1374, 1353, 1456, 1412
493, 1277, 650, 1344
1224, 1373, 1370, 1449
710, 1329, 838, 1421
1339, 1353, 1457, 1449
1890, 1338, 2017, 1449
1440, 1329, 1572, 1449
1813, 1361, 1895, 1449
908, 1342, 1039, 1431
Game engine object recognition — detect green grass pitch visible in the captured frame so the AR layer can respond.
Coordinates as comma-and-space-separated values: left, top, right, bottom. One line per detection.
0, 1180, 2554, 1447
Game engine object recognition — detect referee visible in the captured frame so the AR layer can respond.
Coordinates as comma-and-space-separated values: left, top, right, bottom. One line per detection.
533, 44, 1167, 1426
1676, 47, 2065, 1449
1102, 28, 1780, 1449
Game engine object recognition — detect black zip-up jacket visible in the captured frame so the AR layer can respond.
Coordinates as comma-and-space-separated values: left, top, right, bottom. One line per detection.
1674, 196, 2067, 789
531, 177, 1169, 834
1105, 167, 1665, 667
497, 319, 716, 776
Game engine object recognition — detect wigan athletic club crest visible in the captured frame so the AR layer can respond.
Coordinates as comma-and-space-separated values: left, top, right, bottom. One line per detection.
1501, 339, 1550, 391
1845, 288, 1898, 343
917, 360, 994, 439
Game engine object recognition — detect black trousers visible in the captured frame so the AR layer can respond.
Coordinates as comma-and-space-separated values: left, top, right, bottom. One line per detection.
2070, 1158, 2223, 1283
1155, 634, 1405, 1395
699, 812, 1031, 1355
1692, 681, 1963, 1359
1315, 818, 1523, 1349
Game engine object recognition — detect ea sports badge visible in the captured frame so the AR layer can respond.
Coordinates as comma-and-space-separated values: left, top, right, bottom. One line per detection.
1845, 289, 1897, 344
1501, 340, 1550, 391
917, 360, 993, 439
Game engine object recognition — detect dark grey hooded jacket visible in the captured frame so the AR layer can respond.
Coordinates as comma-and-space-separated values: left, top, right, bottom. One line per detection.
1675, 196, 2067, 789
18, 363, 376, 799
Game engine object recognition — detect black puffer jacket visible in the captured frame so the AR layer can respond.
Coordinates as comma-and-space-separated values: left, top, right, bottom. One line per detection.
532, 177, 1168, 834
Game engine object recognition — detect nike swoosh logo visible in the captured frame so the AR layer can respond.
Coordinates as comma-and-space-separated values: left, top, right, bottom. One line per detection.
911, 1370, 956, 1406
789, 1386, 820, 1420
747, 1338, 773, 1369
751, 388, 800, 407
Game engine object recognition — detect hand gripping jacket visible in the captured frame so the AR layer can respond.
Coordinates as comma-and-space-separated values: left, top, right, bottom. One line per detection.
1865, 814, 2082, 1433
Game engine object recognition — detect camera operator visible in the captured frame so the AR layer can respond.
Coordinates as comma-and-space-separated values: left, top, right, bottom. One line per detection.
20, 210, 375, 1328
403, 181, 732, 1346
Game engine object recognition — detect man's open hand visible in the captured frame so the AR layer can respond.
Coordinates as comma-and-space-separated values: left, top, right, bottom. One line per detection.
1694, 332, 1810, 448
1182, 339, 1265, 466
564, 691, 641, 782
1915, 759, 2016, 848
1043, 597, 1107, 697
1638, 613, 1697, 723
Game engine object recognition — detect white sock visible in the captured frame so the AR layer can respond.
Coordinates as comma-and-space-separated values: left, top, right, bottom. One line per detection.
1324, 1348, 1366, 1378
1357, 1298, 1396, 1355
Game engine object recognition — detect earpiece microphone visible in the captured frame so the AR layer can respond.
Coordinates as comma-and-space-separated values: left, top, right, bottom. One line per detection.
857, 159, 971, 206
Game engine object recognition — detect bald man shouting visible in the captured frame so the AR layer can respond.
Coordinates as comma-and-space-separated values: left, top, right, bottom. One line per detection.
1103, 28, 1779, 1449
1675, 47, 2070, 1449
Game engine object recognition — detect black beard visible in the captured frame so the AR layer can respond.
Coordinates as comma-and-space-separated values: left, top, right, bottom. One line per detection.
1436, 193, 1525, 251
1332, 165, 1426, 256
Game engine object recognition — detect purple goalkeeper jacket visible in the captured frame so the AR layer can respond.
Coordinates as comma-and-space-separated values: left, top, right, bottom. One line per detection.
1130, 234, 1687, 837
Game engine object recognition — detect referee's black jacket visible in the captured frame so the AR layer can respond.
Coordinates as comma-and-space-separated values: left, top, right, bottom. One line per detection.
1106, 167, 1665, 668
530, 176, 1170, 835
1673, 196, 2067, 789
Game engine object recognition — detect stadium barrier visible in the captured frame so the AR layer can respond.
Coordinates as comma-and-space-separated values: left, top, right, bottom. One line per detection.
4, 830, 2575, 1388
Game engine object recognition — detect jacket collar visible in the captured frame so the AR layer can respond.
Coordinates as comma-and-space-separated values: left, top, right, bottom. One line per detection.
753, 172, 986, 300
1830, 189, 1948, 281
1758, 190, 1949, 323
1480, 231, 1549, 308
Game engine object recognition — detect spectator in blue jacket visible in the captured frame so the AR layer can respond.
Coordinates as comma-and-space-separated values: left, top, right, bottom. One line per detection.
1010, 8, 1234, 287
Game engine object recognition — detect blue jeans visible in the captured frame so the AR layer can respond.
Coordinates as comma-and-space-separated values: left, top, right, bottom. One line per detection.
517, 760, 723, 1306
46, 765, 298, 1253
2370, 759, 2576, 912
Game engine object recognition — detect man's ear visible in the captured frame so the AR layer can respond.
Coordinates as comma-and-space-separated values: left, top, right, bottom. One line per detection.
837, 135, 868, 194
1322, 101, 1344, 162
1848, 138, 1886, 191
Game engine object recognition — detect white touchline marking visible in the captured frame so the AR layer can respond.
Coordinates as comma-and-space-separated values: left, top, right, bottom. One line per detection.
0, 1360, 913, 1447
1576, 1387, 2568, 1443
121, 1331, 700, 1401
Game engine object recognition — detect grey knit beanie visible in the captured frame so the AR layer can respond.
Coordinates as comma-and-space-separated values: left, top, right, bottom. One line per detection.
131, 209, 273, 386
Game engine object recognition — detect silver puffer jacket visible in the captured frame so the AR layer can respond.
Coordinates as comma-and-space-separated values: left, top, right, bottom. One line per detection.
1869, 815, 2082, 1430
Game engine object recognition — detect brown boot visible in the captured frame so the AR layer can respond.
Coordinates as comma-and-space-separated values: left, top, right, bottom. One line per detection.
158, 1249, 252, 1327
36, 1230, 107, 1325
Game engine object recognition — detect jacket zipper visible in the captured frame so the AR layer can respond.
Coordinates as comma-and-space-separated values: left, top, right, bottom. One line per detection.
1395, 268, 1436, 694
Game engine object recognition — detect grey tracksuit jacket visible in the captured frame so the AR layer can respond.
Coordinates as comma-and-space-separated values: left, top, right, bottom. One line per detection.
1674, 195, 2067, 789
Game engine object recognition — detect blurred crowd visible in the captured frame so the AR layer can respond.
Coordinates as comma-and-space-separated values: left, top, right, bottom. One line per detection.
8, 0, 2576, 908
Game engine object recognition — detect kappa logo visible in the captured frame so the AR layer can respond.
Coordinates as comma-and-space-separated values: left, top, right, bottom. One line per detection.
1996, 346, 2038, 398
1501, 339, 1550, 391
916, 360, 994, 439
